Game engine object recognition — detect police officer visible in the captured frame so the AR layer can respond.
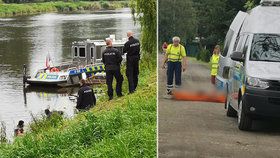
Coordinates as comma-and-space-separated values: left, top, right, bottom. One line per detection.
123, 31, 140, 94
76, 79, 96, 111
102, 38, 123, 100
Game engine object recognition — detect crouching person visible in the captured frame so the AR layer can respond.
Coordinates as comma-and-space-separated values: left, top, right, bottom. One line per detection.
76, 79, 96, 111
14, 120, 24, 137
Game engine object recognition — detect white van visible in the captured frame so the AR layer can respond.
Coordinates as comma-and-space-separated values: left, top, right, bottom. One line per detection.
217, 0, 280, 91
216, 11, 248, 91
224, 1, 280, 130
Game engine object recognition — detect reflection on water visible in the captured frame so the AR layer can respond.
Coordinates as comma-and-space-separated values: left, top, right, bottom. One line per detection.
0, 8, 139, 140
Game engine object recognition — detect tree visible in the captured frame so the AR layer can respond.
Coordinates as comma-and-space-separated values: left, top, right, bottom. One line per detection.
245, 0, 261, 10
193, 0, 237, 50
130, 0, 157, 53
158, 0, 197, 46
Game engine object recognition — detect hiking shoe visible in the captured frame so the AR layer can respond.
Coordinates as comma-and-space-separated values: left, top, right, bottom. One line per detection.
163, 93, 173, 99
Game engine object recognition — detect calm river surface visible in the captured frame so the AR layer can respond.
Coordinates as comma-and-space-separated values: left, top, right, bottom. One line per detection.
0, 8, 139, 140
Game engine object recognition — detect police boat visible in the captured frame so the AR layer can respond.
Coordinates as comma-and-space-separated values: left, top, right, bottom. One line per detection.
24, 35, 127, 87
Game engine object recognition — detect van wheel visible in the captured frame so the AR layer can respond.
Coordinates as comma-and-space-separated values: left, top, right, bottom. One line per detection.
238, 100, 252, 131
225, 86, 237, 117
226, 102, 237, 117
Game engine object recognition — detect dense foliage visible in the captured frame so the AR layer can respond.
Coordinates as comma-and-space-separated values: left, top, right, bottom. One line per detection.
130, 0, 156, 54
0, 1, 128, 17
158, 0, 197, 45
159, 0, 262, 62
2, 0, 126, 4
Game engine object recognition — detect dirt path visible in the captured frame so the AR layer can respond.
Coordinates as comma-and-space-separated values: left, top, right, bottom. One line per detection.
158, 54, 280, 158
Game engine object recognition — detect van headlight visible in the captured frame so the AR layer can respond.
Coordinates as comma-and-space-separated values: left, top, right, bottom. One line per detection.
246, 77, 269, 89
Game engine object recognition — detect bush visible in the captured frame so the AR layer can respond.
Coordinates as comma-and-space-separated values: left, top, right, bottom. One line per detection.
100, 1, 110, 9
197, 48, 211, 62
196, 51, 201, 61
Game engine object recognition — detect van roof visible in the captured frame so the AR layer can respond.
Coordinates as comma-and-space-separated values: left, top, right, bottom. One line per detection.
241, 6, 280, 34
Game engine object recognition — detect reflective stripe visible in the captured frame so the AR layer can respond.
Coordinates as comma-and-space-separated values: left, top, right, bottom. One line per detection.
42, 73, 47, 79
212, 64, 219, 68
38, 73, 43, 79
100, 65, 104, 70
167, 85, 173, 90
38, 73, 47, 79
168, 58, 182, 62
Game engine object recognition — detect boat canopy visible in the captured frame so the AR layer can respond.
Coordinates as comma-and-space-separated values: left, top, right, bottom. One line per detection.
71, 36, 127, 66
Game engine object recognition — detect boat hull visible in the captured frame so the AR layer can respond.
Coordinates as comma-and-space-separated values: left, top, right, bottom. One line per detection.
26, 79, 67, 86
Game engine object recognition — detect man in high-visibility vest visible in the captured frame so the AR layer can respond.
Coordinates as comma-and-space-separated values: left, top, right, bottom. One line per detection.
210, 45, 220, 85
162, 36, 187, 95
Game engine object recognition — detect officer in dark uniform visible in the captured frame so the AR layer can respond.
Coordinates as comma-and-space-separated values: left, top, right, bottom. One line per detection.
76, 79, 96, 111
102, 38, 123, 100
123, 31, 140, 93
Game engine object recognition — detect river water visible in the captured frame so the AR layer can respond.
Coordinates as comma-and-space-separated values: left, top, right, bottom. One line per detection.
0, 8, 139, 140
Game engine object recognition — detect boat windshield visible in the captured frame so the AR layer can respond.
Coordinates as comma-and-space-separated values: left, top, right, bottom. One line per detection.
250, 34, 280, 62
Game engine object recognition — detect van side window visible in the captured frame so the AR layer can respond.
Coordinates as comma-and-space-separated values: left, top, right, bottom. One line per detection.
242, 36, 250, 55
235, 35, 248, 53
222, 29, 234, 57
233, 36, 240, 51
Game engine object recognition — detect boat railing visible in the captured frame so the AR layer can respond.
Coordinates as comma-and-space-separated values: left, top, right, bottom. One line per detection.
67, 67, 78, 72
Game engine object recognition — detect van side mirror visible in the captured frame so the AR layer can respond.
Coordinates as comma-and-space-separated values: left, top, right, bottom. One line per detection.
230, 51, 245, 62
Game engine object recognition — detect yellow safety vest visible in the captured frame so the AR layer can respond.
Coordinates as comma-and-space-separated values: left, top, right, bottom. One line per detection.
167, 44, 186, 62
211, 54, 220, 76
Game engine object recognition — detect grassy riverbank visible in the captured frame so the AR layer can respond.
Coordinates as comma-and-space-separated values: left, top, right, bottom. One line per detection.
0, 53, 157, 157
0, 1, 129, 17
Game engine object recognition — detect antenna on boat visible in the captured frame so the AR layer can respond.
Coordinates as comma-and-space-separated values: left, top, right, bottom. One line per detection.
23, 64, 27, 87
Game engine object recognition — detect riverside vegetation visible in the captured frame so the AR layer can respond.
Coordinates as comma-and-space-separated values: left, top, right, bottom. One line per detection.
0, 53, 157, 157
0, 1, 129, 17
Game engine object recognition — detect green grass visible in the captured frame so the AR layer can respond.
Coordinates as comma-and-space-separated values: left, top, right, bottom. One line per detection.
0, 1, 129, 17
0, 53, 157, 158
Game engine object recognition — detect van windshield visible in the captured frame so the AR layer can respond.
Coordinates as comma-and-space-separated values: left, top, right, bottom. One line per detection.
250, 34, 280, 62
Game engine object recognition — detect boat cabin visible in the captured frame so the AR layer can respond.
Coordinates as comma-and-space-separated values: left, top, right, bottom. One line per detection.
71, 36, 127, 66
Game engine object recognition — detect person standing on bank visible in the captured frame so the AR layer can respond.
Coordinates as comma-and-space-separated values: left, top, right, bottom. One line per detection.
162, 36, 187, 95
102, 38, 124, 100
123, 31, 141, 94
76, 79, 96, 111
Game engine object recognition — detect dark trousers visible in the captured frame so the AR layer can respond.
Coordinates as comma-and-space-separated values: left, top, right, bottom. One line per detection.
126, 56, 139, 93
167, 61, 182, 92
106, 69, 123, 97
211, 75, 216, 85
